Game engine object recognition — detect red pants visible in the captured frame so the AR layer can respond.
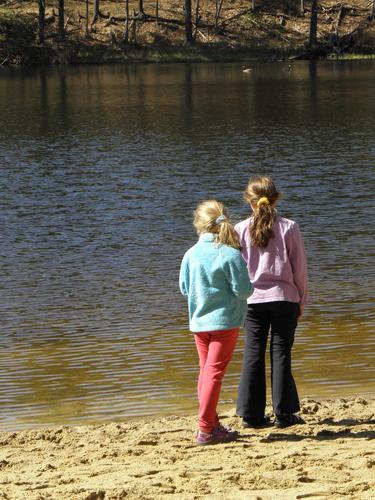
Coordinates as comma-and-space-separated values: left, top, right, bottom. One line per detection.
194, 327, 239, 433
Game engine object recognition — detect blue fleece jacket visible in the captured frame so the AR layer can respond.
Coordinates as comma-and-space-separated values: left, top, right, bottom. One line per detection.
179, 233, 253, 332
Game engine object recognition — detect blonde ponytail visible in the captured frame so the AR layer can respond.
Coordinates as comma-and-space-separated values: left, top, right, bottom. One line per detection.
217, 218, 241, 250
244, 176, 280, 248
193, 200, 241, 250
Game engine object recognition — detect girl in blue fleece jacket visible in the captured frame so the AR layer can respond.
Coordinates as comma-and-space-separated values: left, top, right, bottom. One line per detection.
179, 200, 253, 445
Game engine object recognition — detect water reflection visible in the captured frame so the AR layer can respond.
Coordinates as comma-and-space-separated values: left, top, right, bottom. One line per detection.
0, 61, 374, 430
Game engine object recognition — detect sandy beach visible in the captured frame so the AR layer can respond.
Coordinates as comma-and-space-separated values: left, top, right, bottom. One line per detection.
0, 396, 374, 499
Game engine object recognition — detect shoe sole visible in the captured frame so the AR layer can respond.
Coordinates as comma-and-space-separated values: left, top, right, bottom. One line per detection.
242, 417, 271, 429
274, 418, 305, 429
243, 422, 271, 429
196, 437, 238, 446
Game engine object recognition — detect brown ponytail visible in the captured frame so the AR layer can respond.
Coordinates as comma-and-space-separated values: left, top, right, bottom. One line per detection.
244, 176, 280, 248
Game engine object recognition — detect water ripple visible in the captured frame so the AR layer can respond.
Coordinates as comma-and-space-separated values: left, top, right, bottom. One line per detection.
0, 61, 374, 430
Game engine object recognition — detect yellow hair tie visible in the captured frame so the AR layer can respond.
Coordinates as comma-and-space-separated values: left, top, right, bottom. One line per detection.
257, 197, 270, 207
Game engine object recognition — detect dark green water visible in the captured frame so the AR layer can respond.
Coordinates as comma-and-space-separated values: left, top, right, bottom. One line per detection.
0, 61, 374, 430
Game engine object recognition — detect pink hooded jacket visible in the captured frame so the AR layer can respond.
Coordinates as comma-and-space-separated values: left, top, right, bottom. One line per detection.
235, 215, 308, 305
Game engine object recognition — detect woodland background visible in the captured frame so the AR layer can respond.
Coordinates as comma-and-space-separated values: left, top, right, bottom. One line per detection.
1, 1, 375, 66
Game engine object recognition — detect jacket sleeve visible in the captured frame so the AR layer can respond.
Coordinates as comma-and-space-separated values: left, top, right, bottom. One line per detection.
288, 222, 309, 304
222, 250, 253, 300
179, 253, 190, 297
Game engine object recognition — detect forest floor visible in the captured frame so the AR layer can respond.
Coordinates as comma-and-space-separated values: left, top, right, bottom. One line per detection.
0, 0, 375, 65
0, 397, 374, 499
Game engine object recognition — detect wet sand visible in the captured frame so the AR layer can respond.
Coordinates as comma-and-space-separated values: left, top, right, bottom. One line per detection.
0, 397, 374, 499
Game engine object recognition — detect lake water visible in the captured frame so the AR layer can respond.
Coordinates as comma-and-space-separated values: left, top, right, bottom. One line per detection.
0, 61, 374, 431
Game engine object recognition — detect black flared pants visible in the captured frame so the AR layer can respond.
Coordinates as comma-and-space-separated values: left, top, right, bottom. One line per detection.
236, 301, 300, 418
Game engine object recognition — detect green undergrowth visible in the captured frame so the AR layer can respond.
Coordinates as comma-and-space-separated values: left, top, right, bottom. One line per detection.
337, 53, 375, 59
68, 42, 278, 64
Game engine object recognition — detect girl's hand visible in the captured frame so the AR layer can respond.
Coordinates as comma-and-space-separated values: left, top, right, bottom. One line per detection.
297, 304, 304, 320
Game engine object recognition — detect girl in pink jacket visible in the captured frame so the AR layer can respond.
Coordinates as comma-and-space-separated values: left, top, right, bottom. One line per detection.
236, 176, 308, 429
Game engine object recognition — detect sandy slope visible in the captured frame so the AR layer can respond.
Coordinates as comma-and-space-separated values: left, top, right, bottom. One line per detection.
0, 397, 374, 499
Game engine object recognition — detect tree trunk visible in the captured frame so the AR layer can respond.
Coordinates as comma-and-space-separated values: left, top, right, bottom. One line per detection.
156, 0, 159, 26
194, 0, 200, 39
184, 0, 193, 43
251, 0, 255, 11
335, 5, 344, 36
371, 0, 375, 19
132, 18, 137, 43
300, 0, 304, 15
215, 0, 224, 30
58, 0, 65, 40
139, 0, 144, 15
124, 0, 129, 43
93, 0, 100, 22
85, 0, 89, 37
309, 0, 318, 47
38, 0, 45, 44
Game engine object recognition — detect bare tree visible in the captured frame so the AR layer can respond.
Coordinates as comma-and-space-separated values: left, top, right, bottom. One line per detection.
93, 0, 100, 22
184, 0, 193, 43
194, 0, 200, 39
85, 0, 89, 37
156, 0, 159, 26
38, 0, 46, 44
132, 17, 137, 43
214, 0, 224, 30
138, 0, 145, 15
124, 0, 130, 43
58, 0, 65, 40
309, 0, 318, 47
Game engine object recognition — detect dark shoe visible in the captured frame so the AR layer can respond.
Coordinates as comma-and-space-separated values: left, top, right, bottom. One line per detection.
274, 414, 305, 429
242, 415, 271, 428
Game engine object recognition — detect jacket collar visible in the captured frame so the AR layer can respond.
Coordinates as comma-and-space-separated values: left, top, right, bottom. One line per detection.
199, 233, 215, 242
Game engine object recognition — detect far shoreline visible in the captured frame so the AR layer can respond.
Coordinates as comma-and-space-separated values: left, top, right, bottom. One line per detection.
2, 0, 375, 68
2, 43, 375, 69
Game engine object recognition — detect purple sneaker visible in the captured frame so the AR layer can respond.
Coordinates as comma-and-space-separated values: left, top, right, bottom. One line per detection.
216, 424, 239, 437
196, 426, 239, 445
